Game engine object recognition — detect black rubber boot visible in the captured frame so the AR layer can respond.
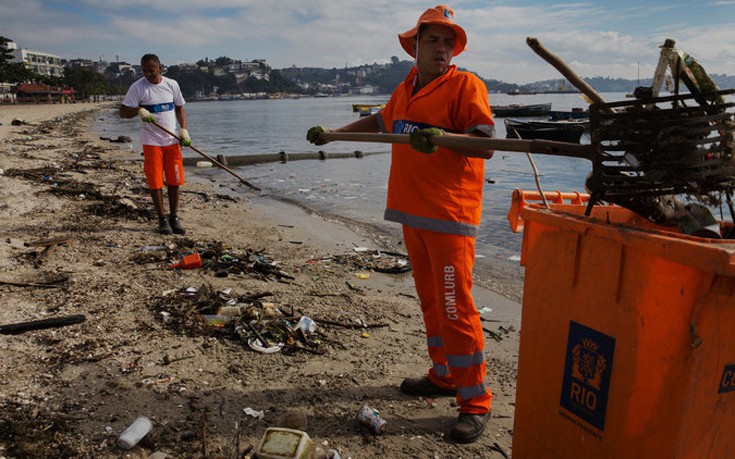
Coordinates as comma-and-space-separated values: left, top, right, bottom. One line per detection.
158, 216, 172, 235
169, 215, 186, 235
450, 412, 490, 444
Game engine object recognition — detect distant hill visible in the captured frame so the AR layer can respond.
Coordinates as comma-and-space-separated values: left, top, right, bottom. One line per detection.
510, 74, 735, 94
277, 58, 735, 96
279, 58, 415, 94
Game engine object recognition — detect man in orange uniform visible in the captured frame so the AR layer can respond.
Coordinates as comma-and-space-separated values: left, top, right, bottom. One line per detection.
307, 5, 495, 443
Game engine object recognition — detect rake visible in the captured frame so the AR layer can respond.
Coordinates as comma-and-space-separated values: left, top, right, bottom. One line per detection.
318, 38, 735, 226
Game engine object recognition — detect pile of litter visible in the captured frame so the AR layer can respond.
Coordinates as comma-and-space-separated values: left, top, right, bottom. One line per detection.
150, 283, 323, 355
132, 239, 295, 281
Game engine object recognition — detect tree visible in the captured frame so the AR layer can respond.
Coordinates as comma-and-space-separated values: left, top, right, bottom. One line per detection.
165, 65, 214, 98
38, 74, 64, 86
0, 36, 15, 64
214, 73, 238, 94
215, 56, 233, 67
240, 75, 267, 93
0, 62, 33, 84
267, 69, 298, 93
0, 36, 31, 84
64, 67, 106, 101
104, 65, 138, 95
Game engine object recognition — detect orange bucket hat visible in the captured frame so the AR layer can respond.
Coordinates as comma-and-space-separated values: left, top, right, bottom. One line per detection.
398, 5, 467, 58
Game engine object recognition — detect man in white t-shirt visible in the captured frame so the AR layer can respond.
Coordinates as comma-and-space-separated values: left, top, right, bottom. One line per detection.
120, 53, 191, 235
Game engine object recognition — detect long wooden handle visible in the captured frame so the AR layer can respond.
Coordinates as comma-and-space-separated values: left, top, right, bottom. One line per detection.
319, 132, 593, 160
526, 37, 607, 106
151, 120, 261, 193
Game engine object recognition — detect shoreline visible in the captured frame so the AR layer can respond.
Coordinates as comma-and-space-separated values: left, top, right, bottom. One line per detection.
180, 143, 526, 304
89, 101, 526, 303
0, 103, 521, 458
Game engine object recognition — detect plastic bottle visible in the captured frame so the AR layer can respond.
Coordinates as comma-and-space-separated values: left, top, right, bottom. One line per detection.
168, 253, 202, 270
140, 245, 167, 252
118, 416, 153, 450
217, 305, 244, 317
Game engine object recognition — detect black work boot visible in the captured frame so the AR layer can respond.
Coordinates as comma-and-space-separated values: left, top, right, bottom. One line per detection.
450, 412, 490, 444
169, 214, 186, 235
400, 376, 456, 397
158, 216, 172, 235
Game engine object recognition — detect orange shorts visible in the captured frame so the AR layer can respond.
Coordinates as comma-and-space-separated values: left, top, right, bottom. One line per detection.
143, 144, 185, 189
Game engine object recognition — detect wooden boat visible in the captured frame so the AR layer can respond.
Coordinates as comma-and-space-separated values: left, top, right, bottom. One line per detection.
548, 108, 589, 121
504, 119, 586, 143
352, 103, 385, 113
492, 102, 552, 117
358, 105, 384, 116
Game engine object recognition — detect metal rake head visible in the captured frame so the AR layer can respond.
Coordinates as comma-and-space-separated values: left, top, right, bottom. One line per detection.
586, 89, 735, 207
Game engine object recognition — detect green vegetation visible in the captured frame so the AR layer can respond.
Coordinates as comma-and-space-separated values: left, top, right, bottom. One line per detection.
0, 36, 36, 85
63, 67, 106, 101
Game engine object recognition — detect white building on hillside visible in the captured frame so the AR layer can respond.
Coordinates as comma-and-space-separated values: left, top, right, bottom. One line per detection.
11, 47, 64, 77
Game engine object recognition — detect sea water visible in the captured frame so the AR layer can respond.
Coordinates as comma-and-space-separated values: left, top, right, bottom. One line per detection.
93, 92, 626, 268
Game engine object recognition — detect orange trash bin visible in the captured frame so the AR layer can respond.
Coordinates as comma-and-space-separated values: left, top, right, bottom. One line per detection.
507, 189, 735, 459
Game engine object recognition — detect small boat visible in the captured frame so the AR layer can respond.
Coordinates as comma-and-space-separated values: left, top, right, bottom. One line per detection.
504, 119, 586, 143
358, 105, 384, 116
352, 103, 385, 113
492, 102, 552, 117
548, 108, 589, 121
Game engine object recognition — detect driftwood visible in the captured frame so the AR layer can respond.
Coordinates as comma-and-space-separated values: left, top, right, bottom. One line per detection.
24, 236, 74, 247
0, 276, 68, 289
0, 314, 86, 335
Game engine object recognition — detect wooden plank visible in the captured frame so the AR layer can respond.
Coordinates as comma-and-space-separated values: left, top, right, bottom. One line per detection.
24, 236, 74, 247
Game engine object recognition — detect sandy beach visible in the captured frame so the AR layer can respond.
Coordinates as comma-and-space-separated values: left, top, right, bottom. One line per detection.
0, 103, 521, 458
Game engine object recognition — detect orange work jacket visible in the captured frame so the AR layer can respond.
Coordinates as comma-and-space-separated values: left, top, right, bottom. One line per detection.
378, 65, 494, 237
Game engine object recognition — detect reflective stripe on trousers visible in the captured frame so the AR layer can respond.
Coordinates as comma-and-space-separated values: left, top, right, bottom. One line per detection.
404, 225, 492, 414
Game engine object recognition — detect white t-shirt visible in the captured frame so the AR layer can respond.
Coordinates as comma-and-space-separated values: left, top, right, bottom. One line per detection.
122, 76, 186, 147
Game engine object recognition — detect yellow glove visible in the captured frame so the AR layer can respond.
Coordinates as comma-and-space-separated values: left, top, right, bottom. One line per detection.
306, 125, 330, 146
410, 127, 443, 154
138, 108, 155, 123
179, 128, 192, 147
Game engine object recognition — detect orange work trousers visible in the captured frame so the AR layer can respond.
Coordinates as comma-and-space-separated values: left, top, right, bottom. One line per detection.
143, 143, 184, 190
403, 225, 492, 414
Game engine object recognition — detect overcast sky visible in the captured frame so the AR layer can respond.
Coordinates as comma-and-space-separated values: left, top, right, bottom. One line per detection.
2, 0, 734, 84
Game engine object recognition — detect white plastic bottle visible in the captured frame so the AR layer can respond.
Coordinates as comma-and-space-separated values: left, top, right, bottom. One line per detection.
118, 416, 153, 450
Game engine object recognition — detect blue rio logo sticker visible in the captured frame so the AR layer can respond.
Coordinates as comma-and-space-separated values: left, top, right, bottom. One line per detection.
560, 321, 616, 431
719, 364, 735, 394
